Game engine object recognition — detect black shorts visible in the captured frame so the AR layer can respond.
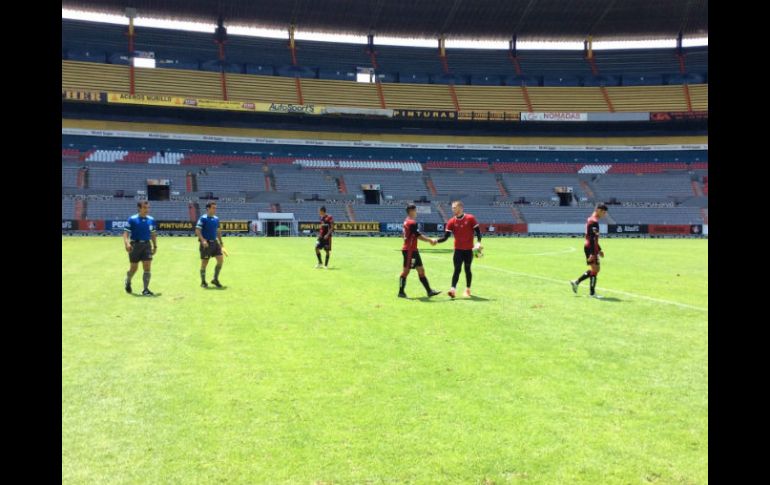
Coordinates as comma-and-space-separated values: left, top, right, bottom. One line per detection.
402, 249, 423, 269
129, 241, 153, 263
453, 249, 474, 267
200, 240, 222, 259
316, 237, 332, 251
584, 246, 600, 265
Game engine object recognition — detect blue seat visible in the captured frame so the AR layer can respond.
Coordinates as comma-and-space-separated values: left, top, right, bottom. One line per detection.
67, 50, 107, 63
319, 69, 356, 81
504, 75, 538, 87
470, 74, 502, 86
276, 65, 317, 78
398, 73, 431, 84
108, 53, 131, 65
666, 72, 705, 85
582, 75, 620, 87
375, 73, 398, 83
431, 73, 466, 85
543, 76, 581, 87
245, 64, 275, 76
621, 74, 663, 86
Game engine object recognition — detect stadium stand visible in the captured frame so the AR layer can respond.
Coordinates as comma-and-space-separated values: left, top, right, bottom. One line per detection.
63, 19, 707, 87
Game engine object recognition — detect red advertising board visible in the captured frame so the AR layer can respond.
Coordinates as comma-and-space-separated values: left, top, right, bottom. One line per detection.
647, 224, 691, 235
480, 223, 528, 234
75, 220, 106, 231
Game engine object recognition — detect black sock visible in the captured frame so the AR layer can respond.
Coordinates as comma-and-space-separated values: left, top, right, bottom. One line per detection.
324, 252, 330, 267
126, 271, 134, 283
576, 270, 591, 284
214, 264, 222, 281
200, 269, 206, 283
316, 252, 322, 264
590, 275, 597, 295
399, 276, 406, 293
143, 272, 151, 291
419, 276, 431, 293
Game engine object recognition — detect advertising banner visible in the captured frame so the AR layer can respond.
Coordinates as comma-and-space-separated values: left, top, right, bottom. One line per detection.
608, 224, 649, 234
63, 127, 707, 152
107, 92, 179, 106
521, 112, 588, 122
156, 220, 195, 231
107, 220, 130, 231
299, 221, 380, 232
479, 223, 527, 234
267, 102, 324, 115
393, 110, 458, 120
75, 220, 106, 231
62, 90, 104, 102
650, 111, 708, 121
106, 92, 325, 115
382, 223, 403, 233
586, 112, 650, 122
457, 111, 520, 121
647, 224, 693, 235
220, 221, 250, 232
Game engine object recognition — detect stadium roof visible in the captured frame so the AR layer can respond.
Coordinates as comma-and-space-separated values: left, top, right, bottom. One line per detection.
61, 0, 707, 41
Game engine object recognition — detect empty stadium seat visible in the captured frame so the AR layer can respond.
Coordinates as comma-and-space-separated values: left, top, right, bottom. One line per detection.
622, 74, 663, 86
245, 64, 275, 76
470, 75, 503, 86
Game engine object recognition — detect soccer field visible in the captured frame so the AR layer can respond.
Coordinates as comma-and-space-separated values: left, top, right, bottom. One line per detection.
62, 236, 708, 484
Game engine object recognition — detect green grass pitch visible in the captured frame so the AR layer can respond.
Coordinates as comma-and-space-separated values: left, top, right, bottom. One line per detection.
62, 236, 707, 484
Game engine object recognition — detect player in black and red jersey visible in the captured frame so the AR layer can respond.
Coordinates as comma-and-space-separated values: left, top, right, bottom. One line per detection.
314, 206, 334, 269
399, 204, 441, 299
571, 203, 608, 298
436, 200, 482, 298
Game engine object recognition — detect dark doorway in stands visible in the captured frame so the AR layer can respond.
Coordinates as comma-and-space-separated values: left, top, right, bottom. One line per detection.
147, 179, 170, 201
362, 183, 381, 204
554, 186, 575, 207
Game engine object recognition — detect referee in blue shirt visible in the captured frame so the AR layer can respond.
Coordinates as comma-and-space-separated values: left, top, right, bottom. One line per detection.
122, 200, 157, 295
196, 201, 226, 288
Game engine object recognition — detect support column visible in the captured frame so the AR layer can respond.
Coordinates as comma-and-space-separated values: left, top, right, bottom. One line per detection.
126, 8, 136, 95
289, 23, 297, 66
215, 17, 228, 100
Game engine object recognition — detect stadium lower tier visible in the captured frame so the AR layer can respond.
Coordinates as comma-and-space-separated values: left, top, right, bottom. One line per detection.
63, 156, 708, 225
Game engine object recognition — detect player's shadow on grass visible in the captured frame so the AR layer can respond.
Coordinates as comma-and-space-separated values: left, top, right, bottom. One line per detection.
597, 296, 622, 302
413, 296, 453, 302
203, 286, 228, 290
413, 295, 494, 302
130, 293, 162, 297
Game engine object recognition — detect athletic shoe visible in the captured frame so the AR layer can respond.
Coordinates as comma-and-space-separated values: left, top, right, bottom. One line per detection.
570, 280, 578, 294
201, 281, 208, 288
447, 288, 456, 299
590, 294, 604, 299
211, 279, 222, 288
427, 289, 441, 297
315, 264, 322, 268
125, 280, 132, 294
464, 288, 471, 297
142, 289, 154, 296
398, 292, 407, 298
